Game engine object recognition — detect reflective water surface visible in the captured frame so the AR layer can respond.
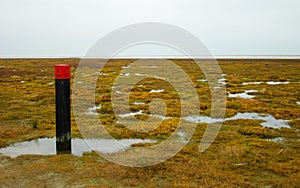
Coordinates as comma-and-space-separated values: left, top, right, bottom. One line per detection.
184, 112, 290, 129
0, 137, 156, 158
242, 81, 289, 85
228, 90, 258, 99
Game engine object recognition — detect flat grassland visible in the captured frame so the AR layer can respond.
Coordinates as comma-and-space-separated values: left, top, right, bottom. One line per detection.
0, 59, 299, 187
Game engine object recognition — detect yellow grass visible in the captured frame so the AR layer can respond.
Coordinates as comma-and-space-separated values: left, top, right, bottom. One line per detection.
0, 58, 299, 187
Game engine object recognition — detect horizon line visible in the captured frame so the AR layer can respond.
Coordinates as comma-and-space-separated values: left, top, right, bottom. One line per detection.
1, 55, 300, 60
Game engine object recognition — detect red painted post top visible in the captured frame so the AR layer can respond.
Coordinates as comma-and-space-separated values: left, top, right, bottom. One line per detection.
55, 64, 70, 79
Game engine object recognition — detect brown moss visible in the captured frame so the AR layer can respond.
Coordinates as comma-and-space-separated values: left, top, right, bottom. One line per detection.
0, 59, 300, 187
238, 126, 278, 138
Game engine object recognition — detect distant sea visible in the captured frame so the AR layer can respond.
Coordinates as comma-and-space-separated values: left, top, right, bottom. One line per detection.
108, 55, 300, 60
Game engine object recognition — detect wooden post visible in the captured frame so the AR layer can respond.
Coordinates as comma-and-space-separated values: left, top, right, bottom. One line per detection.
55, 64, 71, 154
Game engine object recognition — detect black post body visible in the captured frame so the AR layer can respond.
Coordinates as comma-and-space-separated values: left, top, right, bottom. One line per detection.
55, 78, 71, 154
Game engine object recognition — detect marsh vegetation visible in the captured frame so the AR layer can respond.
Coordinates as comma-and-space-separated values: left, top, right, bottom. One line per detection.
0, 59, 299, 187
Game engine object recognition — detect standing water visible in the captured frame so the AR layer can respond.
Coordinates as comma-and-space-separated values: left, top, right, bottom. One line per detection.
0, 137, 156, 158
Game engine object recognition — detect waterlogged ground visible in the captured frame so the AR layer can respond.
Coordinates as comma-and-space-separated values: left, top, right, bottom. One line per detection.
0, 59, 300, 187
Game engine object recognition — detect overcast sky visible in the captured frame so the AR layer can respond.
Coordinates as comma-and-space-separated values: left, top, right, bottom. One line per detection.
0, 0, 299, 58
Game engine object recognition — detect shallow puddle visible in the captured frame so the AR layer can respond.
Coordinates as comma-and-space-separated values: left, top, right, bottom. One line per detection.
267, 137, 284, 142
176, 131, 189, 143
184, 112, 290, 129
0, 138, 156, 158
197, 79, 207, 82
118, 110, 143, 118
120, 72, 130, 77
132, 101, 145, 105
266, 81, 289, 85
184, 116, 223, 124
242, 82, 262, 85
242, 81, 289, 85
228, 90, 258, 99
117, 111, 171, 121
135, 73, 146, 76
227, 113, 290, 128
150, 89, 164, 93
86, 105, 101, 115
218, 78, 226, 85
